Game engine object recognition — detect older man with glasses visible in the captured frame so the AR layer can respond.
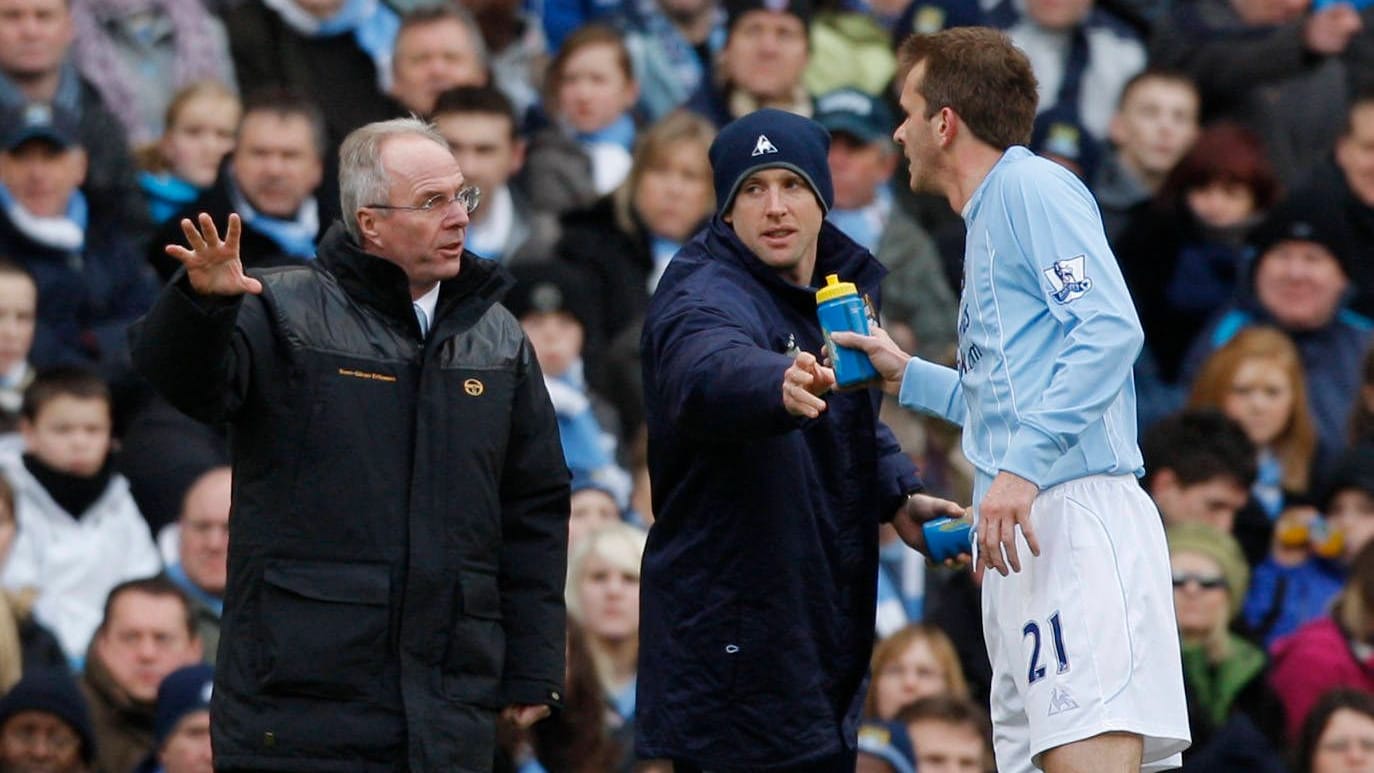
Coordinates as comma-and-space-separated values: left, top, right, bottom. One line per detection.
131, 116, 570, 772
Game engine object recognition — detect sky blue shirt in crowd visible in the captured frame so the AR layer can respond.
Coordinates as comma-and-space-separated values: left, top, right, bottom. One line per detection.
897, 146, 1144, 509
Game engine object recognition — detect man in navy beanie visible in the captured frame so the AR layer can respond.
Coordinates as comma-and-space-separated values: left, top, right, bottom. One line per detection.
637, 108, 965, 771
0, 669, 97, 772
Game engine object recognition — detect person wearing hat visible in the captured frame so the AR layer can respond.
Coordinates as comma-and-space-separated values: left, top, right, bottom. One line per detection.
134, 663, 214, 773
817, 86, 956, 362
0, 101, 155, 376
856, 719, 916, 773
1180, 193, 1373, 460
0, 669, 97, 773
638, 107, 961, 770
1167, 522, 1289, 772
683, 0, 814, 127
505, 260, 632, 510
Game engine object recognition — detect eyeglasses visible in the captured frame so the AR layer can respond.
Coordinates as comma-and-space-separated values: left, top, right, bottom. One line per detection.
367, 186, 480, 216
1171, 573, 1228, 591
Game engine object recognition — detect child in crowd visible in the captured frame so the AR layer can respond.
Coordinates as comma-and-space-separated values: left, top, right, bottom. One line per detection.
864, 623, 970, 721
0, 367, 160, 668
137, 81, 241, 225
568, 474, 622, 556
1190, 327, 1317, 520
506, 261, 632, 507
1244, 447, 1374, 647
0, 261, 36, 435
524, 25, 640, 215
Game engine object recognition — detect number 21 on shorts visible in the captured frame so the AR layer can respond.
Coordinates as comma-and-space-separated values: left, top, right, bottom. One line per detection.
1023, 612, 1069, 684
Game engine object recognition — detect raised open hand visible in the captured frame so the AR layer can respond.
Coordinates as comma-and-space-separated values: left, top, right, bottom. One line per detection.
165, 213, 262, 296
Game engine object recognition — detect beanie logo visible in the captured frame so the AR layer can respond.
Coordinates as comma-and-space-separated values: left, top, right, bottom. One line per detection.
751, 134, 779, 156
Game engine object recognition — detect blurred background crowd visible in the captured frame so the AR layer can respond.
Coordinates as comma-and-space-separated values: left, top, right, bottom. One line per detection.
0, 0, 1370, 768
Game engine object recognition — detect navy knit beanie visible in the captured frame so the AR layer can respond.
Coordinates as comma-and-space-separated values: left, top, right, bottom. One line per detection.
154, 663, 214, 746
0, 669, 97, 764
710, 109, 834, 216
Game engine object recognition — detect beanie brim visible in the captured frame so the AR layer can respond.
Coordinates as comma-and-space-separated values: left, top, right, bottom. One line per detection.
720, 161, 831, 216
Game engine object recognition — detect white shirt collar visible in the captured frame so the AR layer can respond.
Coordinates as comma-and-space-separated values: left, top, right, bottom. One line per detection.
413, 281, 441, 323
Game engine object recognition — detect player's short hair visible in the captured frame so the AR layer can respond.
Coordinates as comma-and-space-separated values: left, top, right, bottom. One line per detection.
894, 28, 1037, 150
20, 366, 110, 423
1141, 409, 1257, 490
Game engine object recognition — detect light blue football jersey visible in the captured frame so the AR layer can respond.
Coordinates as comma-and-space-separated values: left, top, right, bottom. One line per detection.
898, 147, 1145, 507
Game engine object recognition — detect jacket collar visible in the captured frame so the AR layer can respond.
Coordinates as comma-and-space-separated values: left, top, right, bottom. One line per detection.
314, 222, 514, 336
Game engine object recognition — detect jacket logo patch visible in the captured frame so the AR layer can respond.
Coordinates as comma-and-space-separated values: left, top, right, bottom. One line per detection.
337, 368, 397, 383
752, 134, 779, 156
1044, 255, 1092, 304
463, 378, 484, 396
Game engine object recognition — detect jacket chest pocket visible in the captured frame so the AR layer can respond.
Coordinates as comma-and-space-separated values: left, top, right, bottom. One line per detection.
434, 365, 516, 464
258, 560, 391, 701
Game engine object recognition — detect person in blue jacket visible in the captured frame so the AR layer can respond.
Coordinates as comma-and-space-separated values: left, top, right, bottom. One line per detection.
636, 108, 964, 772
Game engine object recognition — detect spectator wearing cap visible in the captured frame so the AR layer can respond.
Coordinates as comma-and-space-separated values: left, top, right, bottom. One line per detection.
568, 472, 623, 554
0, 102, 156, 378
1181, 194, 1373, 456
134, 663, 213, 773
1284, 88, 1374, 320
0, 669, 96, 773
856, 719, 915, 773
147, 90, 337, 283
816, 87, 955, 362
684, 0, 813, 128
506, 260, 632, 509
1166, 522, 1289, 772
0, 0, 145, 235
637, 108, 956, 770
223, 0, 402, 155
990, 0, 1145, 161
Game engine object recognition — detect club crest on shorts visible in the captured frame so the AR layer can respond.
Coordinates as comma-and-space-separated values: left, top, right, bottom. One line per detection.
752, 134, 779, 156
1044, 255, 1092, 304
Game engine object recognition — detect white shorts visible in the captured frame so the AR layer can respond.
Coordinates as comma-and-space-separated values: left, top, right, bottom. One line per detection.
979, 474, 1190, 773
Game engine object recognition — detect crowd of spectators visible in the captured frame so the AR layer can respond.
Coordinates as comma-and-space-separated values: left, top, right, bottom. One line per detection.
0, 0, 1369, 767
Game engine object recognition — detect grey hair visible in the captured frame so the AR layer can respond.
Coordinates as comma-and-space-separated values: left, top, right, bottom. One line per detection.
339, 117, 451, 242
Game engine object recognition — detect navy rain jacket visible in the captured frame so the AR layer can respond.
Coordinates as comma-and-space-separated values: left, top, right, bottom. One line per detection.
636, 216, 923, 769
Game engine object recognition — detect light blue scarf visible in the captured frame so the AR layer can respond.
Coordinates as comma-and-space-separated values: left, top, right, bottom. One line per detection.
229, 179, 319, 259
138, 171, 201, 224
574, 112, 636, 152
0, 182, 87, 252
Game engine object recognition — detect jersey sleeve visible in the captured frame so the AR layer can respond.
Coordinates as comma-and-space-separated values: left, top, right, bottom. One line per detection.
996, 165, 1144, 486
